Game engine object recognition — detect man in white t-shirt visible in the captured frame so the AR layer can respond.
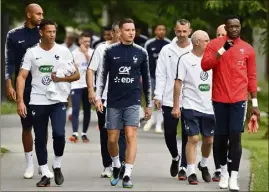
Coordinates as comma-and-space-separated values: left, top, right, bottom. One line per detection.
154, 19, 192, 180
86, 21, 126, 178
16, 19, 79, 187
69, 32, 94, 143
172, 30, 214, 185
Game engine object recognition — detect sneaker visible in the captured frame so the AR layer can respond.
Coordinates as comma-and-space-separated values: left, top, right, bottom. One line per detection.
69, 134, 78, 143
188, 173, 199, 185
212, 171, 221, 182
229, 177, 240, 191
36, 176, 50, 187
110, 166, 122, 186
122, 176, 133, 188
23, 166, 34, 179
37, 167, 54, 178
178, 168, 187, 180
119, 162, 125, 179
170, 159, 179, 177
155, 127, 163, 133
81, 135, 89, 143
198, 162, 211, 182
219, 174, 229, 189
143, 119, 153, 131
101, 167, 112, 178
52, 166, 64, 186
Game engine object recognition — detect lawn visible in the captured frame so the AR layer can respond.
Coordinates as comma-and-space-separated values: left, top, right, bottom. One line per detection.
1, 100, 17, 114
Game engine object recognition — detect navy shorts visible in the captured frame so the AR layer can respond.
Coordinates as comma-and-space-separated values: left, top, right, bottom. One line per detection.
20, 91, 33, 129
106, 105, 140, 129
181, 108, 215, 137
212, 101, 247, 135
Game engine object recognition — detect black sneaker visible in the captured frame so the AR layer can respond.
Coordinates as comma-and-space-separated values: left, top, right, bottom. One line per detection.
122, 175, 133, 188
188, 173, 199, 185
69, 134, 78, 143
212, 171, 221, 182
119, 162, 125, 179
81, 135, 89, 143
178, 168, 187, 180
110, 166, 122, 186
198, 162, 211, 183
52, 166, 64, 185
36, 176, 50, 187
170, 159, 179, 177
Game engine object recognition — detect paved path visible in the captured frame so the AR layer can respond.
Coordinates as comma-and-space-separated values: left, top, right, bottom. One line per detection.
0, 113, 251, 191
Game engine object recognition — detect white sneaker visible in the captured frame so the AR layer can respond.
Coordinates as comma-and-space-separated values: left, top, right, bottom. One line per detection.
143, 120, 153, 131
37, 166, 54, 178
155, 126, 163, 133
101, 167, 112, 178
219, 174, 229, 189
23, 166, 34, 179
229, 177, 240, 191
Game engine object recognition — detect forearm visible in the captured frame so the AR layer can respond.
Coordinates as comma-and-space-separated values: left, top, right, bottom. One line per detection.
173, 80, 181, 107
59, 72, 80, 82
16, 76, 26, 103
86, 69, 95, 92
6, 79, 13, 88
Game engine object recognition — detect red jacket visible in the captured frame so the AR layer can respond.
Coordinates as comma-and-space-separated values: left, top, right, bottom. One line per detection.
201, 36, 257, 103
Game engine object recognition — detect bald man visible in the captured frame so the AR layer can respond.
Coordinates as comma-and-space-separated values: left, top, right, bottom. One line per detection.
216, 24, 226, 38
5, 3, 49, 179
172, 30, 214, 185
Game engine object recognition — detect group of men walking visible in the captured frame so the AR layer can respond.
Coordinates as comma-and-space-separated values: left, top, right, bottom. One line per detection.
5, 3, 260, 191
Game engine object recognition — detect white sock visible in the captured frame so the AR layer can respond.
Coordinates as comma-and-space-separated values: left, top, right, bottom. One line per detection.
25, 151, 33, 168
230, 171, 238, 179
216, 168, 221, 172
111, 155, 121, 168
220, 164, 229, 177
73, 132, 78, 136
123, 163, 133, 177
81, 132, 87, 136
200, 156, 208, 167
53, 156, 62, 168
172, 155, 179, 161
40, 164, 50, 177
68, 107, 72, 115
187, 164, 196, 177
156, 109, 163, 128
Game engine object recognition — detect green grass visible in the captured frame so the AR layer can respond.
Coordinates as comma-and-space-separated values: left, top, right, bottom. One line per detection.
1, 101, 17, 114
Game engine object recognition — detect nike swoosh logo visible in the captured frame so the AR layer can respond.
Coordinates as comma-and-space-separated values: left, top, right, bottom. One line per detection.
18, 40, 25, 43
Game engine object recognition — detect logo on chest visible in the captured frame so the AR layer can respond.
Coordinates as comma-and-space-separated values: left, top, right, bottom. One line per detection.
133, 55, 138, 64
200, 71, 209, 81
119, 66, 131, 75
39, 65, 54, 73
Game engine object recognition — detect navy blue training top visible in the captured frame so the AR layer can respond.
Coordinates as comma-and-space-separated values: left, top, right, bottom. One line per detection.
5, 25, 40, 93
96, 42, 152, 108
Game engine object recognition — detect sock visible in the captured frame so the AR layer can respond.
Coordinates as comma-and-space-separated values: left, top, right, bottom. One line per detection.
53, 156, 61, 168
25, 151, 33, 168
73, 132, 78, 136
111, 155, 121, 168
123, 163, 133, 177
81, 132, 87, 136
172, 155, 179, 161
200, 156, 208, 167
220, 164, 229, 177
216, 168, 221, 172
40, 164, 50, 177
68, 107, 72, 115
230, 171, 238, 179
187, 164, 196, 177
155, 109, 163, 128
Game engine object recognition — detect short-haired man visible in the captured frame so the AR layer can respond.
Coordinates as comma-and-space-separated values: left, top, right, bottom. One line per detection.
143, 24, 171, 133
87, 21, 126, 178
154, 19, 192, 180
172, 30, 213, 185
16, 19, 80, 187
95, 18, 152, 188
69, 32, 94, 143
5, 3, 44, 179
201, 15, 260, 191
